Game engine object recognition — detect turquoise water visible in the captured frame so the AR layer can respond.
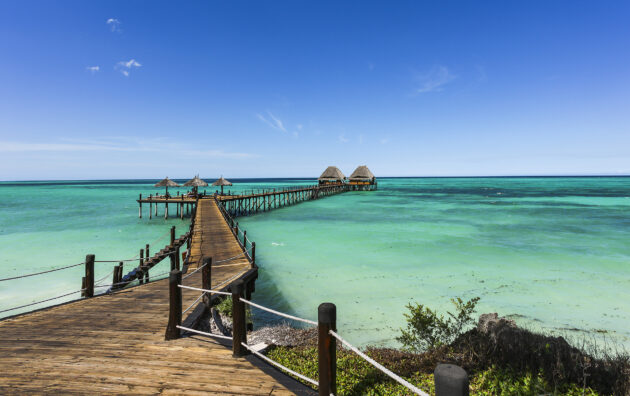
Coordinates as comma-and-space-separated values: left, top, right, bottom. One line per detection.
1, 178, 629, 350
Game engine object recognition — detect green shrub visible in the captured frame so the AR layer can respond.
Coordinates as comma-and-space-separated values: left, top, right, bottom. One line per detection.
397, 297, 479, 353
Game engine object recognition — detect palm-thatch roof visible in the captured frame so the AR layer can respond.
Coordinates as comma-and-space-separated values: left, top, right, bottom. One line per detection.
154, 177, 180, 187
318, 166, 346, 181
212, 177, 232, 186
349, 165, 375, 181
183, 175, 208, 187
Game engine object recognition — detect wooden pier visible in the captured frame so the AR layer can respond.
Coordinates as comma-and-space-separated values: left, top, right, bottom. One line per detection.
0, 182, 363, 394
0, 196, 313, 394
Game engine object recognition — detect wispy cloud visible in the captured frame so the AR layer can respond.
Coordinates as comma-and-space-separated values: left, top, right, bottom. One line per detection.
256, 111, 287, 133
107, 18, 122, 33
380, 138, 390, 145
115, 59, 142, 77
414, 65, 456, 94
338, 134, 349, 143
86, 66, 100, 74
0, 138, 254, 159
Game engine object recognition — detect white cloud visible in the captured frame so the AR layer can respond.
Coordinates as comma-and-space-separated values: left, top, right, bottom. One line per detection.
256, 111, 287, 133
0, 138, 254, 159
296, 124, 303, 130
115, 59, 142, 76
86, 66, 100, 73
107, 18, 122, 32
414, 65, 456, 93
380, 138, 390, 145
338, 134, 349, 143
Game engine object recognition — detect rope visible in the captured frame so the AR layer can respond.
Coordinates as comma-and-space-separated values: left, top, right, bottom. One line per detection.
0, 262, 85, 282
241, 342, 318, 386
183, 293, 204, 314
177, 325, 232, 340
178, 285, 231, 296
0, 289, 84, 314
328, 330, 429, 396
239, 298, 317, 326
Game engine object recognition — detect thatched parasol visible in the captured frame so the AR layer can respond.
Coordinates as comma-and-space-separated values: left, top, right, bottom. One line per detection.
318, 166, 346, 183
212, 176, 232, 195
154, 177, 180, 196
349, 165, 375, 182
183, 175, 208, 194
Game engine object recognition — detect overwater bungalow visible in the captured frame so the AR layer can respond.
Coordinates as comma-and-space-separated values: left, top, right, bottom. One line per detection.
318, 166, 346, 185
348, 165, 377, 190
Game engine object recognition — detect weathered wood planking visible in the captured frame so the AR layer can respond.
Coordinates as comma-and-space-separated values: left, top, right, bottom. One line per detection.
0, 198, 302, 395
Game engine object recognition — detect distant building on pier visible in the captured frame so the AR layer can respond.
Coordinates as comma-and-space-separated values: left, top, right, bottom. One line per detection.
318, 166, 346, 185
348, 165, 377, 190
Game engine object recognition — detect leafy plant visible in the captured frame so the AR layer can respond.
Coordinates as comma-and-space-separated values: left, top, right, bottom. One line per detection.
397, 297, 480, 353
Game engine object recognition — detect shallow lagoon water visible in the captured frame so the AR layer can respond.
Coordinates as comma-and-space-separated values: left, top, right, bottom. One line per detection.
1, 177, 629, 349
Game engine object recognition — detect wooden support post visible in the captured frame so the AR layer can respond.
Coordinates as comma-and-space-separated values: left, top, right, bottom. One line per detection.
243, 230, 247, 248
177, 201, 180, 217
84, 254, 94, 298
145, 244, 150, 283
118, 262, 123, 286
252, 242, 256, 265
318, 303, 337, 396
202, 257, 212, 305
175, 246, 180, 271
139, 194, 142, 218
170, 251, 177, 271
180, 202, 184, 219
155, 200, 158, 216
231, 279, 247, 357
165, 202, 169, 219
138, 249, 144, 284
170, 226, 175, 246
165, 269, 182, 340
81, 277, 86, 297
149, 202, 152, 219
112, 265, 118, 286
434, 364, 469, 396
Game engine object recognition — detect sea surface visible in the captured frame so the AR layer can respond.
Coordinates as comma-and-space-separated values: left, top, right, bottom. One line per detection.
1, 177, 629, 350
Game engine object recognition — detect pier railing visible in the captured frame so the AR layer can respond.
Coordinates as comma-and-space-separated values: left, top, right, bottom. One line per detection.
0, 225, 192, 316
165, 261, 466, 396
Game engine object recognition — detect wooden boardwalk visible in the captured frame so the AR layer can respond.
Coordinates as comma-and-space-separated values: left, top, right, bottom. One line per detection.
0, 199, 308, 395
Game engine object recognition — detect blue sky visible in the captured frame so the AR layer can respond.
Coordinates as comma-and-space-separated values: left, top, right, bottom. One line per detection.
1, 1, 629, 180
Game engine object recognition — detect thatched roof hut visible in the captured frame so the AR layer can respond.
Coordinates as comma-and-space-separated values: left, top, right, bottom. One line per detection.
212, 176, 232, 194
318, 166, 346, 184
349, 165, 375, 182
183, 175, 208, 187
154, 177, 180, 196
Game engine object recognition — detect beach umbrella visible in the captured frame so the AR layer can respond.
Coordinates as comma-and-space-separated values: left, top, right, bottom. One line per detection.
212, 176, 233, 195
154, 177, 180, 196
183, 175, 208, 194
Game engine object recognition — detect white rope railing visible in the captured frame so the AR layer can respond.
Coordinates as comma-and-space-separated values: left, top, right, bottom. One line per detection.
0, 289, 85, 314
241, 342, 318, 386
0, 262, 85, 282
178, 285, 231, 296
176, 325, 232, 340
183, 293, 204, 314
328, 330, 429, 396
240, 298, 317, 326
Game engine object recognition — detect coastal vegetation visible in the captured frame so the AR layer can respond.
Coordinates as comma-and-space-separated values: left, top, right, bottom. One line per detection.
249, 298, 630, 395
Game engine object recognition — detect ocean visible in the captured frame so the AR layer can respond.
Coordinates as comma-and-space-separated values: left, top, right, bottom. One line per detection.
1, 177, 629, 349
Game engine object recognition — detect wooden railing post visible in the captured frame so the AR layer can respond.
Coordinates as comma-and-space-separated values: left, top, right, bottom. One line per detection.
243, 230, 247, 247
170, 226, 176, 246
318, 302, 336, 396
434, 364, 469, 396
165, 269, 182, 340
252, 242, 256, 266
84, 254, 94, 298
138, 249, 144, 285
169, 251, 177, 271
202, 257, 212, 305
231, 279, 247, 357
145, 244, 150, 283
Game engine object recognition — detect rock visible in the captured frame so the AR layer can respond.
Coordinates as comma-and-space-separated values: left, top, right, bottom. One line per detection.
477, 313, 516, 334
